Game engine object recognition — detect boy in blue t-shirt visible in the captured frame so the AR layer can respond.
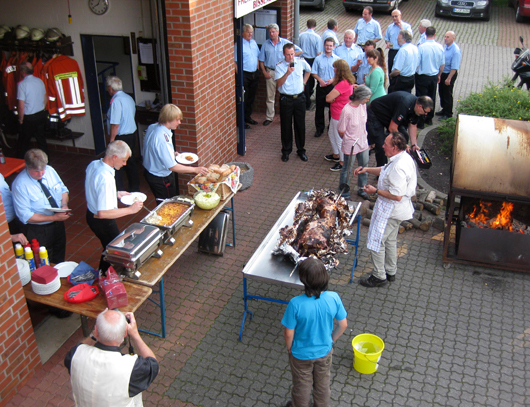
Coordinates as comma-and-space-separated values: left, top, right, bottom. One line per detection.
281, 258, 348, 407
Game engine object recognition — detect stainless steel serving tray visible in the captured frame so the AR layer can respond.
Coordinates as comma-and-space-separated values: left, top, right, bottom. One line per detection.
104, 223, 164, 276
139, 196, 195, 244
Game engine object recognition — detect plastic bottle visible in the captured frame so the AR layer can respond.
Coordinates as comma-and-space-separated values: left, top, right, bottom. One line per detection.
39, 246, 50, 267
15, 243, 24, 259
31, 239, 40, 267
0, 149, 5, 164
24, 247, 36, 272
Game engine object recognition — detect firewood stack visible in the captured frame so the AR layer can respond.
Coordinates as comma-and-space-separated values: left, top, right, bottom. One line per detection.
358, 187, 446, 234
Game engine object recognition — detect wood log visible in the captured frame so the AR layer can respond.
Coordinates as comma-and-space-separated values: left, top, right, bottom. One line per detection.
399, 225, 406, 234
413, 202, 424, 211
424, 202, 441, 215
433, 198, 444, 206
425, 191, 437, 203
400, 220, 413, 230
420, 217, 432, 232
432, 217, 445, 231
417, 191, 430, 203
413, 210, 422, 221
360, 200, 372, 218
362, 218, 371, 227
365, 208, 373, 219
369, 201, 375, 209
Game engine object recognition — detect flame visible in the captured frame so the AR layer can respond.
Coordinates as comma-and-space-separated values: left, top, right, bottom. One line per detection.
467, 200, 514, 231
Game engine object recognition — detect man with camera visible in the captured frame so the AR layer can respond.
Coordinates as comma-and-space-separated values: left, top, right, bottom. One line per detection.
64, 309, 159, 407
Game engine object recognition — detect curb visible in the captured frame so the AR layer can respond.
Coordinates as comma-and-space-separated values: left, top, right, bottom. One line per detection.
416, 124, 448, 200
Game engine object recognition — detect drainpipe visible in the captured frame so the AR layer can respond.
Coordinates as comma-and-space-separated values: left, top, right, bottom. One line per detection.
293, 0, 300, 45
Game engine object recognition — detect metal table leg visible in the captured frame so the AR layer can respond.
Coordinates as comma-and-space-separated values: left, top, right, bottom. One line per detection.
139, 278, 166, 338
345, 214, 361, 283
224, 196, 236, 247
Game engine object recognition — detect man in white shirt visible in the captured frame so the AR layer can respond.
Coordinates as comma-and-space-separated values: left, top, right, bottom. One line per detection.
354, 132, 417, 287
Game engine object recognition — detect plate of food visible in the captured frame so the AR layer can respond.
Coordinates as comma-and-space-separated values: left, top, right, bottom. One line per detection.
48, 208, 72, 213
176, 152, 199, 165
120, 192, 147, 206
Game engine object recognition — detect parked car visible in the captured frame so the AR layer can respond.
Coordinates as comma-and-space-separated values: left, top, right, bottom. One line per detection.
343, 0, 408, 13
300, 0, 326, 11
435, 0, 491, 21
509, 0, 530, 22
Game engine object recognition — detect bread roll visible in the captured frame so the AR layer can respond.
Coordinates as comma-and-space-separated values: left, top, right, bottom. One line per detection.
220, 168, 231, 177
230, 165, 237, 172
196, 176, 207, 184
209, 164, 220, 171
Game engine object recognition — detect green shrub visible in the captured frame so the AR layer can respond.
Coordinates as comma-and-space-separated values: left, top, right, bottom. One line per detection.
436, 79, 530, 155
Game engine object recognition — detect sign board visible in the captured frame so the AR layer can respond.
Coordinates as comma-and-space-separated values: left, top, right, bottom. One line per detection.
235, 0, 278, 19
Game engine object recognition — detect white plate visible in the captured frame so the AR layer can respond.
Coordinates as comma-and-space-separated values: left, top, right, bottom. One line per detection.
176, 153, 199, 165
48, 208, 72, 213
120, 192, 147, 206
54, 261, 78, 278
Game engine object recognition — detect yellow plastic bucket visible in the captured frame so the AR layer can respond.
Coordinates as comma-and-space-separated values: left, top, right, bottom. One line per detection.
352, 333, 385, 374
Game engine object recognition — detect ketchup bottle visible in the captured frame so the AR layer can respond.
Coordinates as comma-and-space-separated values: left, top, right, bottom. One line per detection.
31, 239, 41, 267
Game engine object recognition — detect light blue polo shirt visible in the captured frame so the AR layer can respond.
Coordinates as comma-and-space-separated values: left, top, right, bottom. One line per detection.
107, 91, 137, 135
0, 174, 15, 223
354, 18, 382, 45
311, 53, 341, 82
321, 29, 339, 48
85, 159, 118, 214
142, 123, 177, 177
281, 291, 347, 361
417, 40, 445, 76
17, 75, 46, 115
334, 44, 364, 68
12, 166, 69, 225
275, 58, 311, 95
443, 42, 462, 72
259, 38, 302, 69
418, 32, 427, 46
384, 22, 413, 49
235, 38, 260, 72
299, 29, 322, 59
393, 43, 419, 76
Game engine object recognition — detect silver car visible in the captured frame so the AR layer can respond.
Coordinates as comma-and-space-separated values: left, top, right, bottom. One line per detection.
343, 0, 408, 13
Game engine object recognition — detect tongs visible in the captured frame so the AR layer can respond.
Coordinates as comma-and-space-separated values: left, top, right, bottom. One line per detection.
134, 197, 162, 223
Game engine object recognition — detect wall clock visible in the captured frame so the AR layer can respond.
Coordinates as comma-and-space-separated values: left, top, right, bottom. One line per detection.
89, 0, 109, 15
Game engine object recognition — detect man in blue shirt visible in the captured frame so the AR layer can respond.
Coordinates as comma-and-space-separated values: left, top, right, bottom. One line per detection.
259, 24, 302, 126
106, 76, 139, 192
16, 62, 48, 158
388, 30, 419, 94
12, 149, 70, 264
312, 38, 341, 138
0, 174, 27, 245
235, 24, 260, 126
353, 7, 382, 46
321, 19, 339, 48
416, 26, 444, 127
281, 258, 347, 407
437, 31, 461, 120
276, 44, 311, 162
85, 141, 143, 271
385, 9, 413, 74
352, 40, 376, 85
299, 19, 322, 110
417, 19, 431, 46
334, 30, 364, 72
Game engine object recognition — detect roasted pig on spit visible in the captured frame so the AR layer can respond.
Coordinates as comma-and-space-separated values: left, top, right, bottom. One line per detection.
273, 190, 354, 269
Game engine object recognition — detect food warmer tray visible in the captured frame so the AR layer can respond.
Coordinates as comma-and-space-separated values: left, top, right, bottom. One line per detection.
104, 223, 163, 279
139, 196, 195, 245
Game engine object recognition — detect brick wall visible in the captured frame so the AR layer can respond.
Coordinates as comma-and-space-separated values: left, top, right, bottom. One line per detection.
0, 202, 40, 407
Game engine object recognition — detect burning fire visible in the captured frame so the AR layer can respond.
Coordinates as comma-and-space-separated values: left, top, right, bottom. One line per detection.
467, 200, 518, 232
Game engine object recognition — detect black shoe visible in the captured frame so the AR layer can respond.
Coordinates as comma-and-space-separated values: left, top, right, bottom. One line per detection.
284, 402, 293, 407
245, 124, 251, 129
245, 118, 258, 125
386, 273, 396, 282
435, 110, 445, 116
306, 101, 312, 110
324, 154, 340, 162
263, 119, 273, 126
298, 153, 308, 162
359, 274, 388, 287
314, 131, 323, 138
417, 122, 425, 129
425, 118, 433, 126
357, 190, 369, 200
330, 163, 342, 171
281, 154, 289, 162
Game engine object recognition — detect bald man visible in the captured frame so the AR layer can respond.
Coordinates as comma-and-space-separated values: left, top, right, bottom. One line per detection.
437, 31, 461, 120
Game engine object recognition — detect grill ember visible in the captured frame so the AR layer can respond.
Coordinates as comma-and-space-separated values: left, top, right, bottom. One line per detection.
464, 200, 530, 234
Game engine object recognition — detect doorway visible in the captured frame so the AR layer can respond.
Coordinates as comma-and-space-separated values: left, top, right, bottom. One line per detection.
80, 35, 135, 155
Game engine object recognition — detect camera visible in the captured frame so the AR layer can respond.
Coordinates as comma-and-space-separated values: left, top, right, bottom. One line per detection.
290, 62, 295, 68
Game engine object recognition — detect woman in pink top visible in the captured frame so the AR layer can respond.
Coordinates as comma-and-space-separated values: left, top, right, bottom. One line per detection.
324, 59, 356, 172
337, 85, 372, 200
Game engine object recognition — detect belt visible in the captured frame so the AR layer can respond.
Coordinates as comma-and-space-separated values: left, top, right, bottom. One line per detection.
281, 92, 304, 99
400, 75, 414, 78
266, 66, 275, 70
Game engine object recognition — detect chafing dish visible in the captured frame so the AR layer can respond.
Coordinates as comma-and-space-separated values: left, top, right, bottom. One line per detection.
104, 223, 163, 279
140, 196, 195, 245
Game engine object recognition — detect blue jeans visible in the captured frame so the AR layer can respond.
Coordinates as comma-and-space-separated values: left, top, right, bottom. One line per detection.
339, 149, 369, 199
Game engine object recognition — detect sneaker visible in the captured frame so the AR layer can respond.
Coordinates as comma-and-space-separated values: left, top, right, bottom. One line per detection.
359, 274, 388, 287
324, 154, 340, 162
386, 273, 396, 282
330, 163, 342, 172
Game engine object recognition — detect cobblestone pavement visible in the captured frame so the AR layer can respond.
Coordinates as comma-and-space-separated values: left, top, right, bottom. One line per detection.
8, 1, 530, 406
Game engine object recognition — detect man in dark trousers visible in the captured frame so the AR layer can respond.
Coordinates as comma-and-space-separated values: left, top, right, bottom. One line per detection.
437, 31, 461, 120
299, 19, 322, 110
367, 92, 433, 166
